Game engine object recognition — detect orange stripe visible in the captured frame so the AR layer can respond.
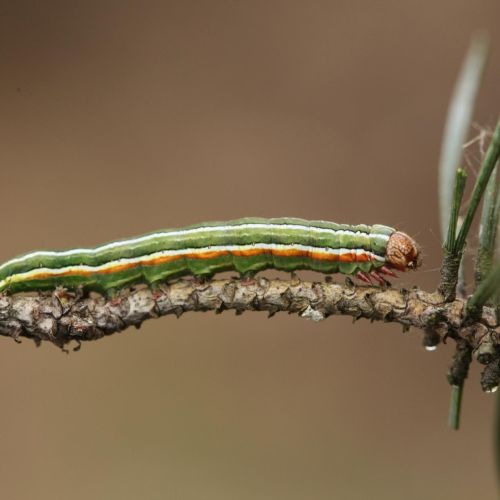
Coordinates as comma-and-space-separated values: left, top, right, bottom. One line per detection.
26, 247, 373, 280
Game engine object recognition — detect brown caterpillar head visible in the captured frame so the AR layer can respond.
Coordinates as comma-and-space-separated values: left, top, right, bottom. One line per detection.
385, 232, 421, 271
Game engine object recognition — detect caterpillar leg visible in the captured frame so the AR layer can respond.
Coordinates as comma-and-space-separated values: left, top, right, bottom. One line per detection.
239, 271, 256, 285
356, 271, 373, 284
103, 287, 127, 307
357, 270, 391, 287
369, 271, 386, 286
192, 274, 214, 285
379, 265, 398, 278
370, 270, 393, 287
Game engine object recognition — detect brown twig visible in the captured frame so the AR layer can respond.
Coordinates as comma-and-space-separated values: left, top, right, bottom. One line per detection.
0, 277, 498, 361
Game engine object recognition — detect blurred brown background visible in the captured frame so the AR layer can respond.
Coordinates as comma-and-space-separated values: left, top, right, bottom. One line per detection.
0, 1, 499, 499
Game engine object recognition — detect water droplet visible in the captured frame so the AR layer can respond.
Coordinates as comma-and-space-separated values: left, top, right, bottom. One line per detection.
425, 345, 437, 352
486, 386, 499, 393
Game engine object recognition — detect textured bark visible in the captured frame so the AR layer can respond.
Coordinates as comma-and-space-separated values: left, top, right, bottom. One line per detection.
0, 277, 498, 372
1, 277, 498, 387
438, 250, 463, 302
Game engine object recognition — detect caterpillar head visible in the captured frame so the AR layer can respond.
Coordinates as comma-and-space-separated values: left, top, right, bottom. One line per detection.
385, 232, 421, 271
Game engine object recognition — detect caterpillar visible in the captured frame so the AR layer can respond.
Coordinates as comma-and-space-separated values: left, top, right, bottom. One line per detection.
0, 218, 421, 294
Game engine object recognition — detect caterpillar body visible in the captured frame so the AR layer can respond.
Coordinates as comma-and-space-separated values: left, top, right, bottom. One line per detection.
0, 218, 421, 294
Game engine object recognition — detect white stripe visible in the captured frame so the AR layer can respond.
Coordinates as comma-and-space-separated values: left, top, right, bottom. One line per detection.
0, 223, 391, 272
0, 243, 385, 289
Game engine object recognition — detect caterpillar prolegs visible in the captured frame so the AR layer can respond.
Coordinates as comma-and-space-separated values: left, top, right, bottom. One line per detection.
0, 218, 421, 294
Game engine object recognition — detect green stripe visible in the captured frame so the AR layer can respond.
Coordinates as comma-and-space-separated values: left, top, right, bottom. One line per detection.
3, 252, 381, 294
0, 218, 395, 293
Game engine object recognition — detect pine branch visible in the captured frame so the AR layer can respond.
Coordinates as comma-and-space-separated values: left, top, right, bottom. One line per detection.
0, 278, 498, 383
436, 34, 491, 427
439, 169, 467, 301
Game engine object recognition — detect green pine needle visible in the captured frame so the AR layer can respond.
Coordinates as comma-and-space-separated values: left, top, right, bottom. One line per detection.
448, 385, 464, 430
475, 164, 499, 285
454, 118, 500, 254
467, 262, 500, 317
438, 33, 489, 240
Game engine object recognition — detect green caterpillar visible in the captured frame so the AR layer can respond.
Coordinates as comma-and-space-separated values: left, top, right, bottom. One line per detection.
0, 218, 421, 294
